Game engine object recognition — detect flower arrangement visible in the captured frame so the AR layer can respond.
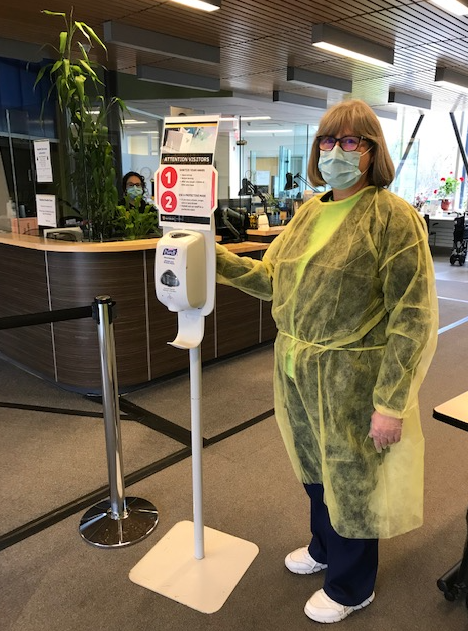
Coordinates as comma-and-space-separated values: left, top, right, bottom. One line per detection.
434, 173, 464, 199
413, 192, 428, 210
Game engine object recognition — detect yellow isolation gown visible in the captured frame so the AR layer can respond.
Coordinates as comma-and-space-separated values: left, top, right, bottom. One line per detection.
216, 186, 438, 539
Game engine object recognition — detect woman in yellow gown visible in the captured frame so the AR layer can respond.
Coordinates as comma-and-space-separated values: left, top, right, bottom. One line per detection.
216, 99, 438, 623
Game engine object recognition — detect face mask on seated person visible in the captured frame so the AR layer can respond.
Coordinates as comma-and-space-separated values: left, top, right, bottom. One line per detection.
126, 185, 143, 200
318, 145, 371, 190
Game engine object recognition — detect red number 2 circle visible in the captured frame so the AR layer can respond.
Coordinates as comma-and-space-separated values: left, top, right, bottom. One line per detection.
161, 191, 177, 212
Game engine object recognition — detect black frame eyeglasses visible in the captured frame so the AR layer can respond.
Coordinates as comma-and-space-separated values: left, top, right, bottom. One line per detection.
317, 135, 371, 152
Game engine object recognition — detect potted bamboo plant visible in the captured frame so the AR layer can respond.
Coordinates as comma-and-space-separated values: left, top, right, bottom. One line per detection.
35, 9, 124, 240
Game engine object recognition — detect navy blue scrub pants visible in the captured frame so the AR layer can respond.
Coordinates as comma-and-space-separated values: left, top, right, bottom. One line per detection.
304, 483, 378, 606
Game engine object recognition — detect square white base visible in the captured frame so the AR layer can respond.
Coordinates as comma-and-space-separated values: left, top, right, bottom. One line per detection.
129, 520, 259, 613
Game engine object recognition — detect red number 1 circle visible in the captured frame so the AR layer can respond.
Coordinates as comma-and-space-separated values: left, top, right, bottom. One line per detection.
161, 167, 178, 188
161, 191, 177, 212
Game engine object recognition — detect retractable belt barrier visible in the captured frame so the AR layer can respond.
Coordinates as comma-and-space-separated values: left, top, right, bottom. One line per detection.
0, 296, 159, 548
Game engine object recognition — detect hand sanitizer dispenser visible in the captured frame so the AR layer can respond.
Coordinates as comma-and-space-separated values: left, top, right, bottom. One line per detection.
156, 231, 207, 312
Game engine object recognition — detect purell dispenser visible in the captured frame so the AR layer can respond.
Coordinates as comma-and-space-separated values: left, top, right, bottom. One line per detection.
156, 231, 206, 313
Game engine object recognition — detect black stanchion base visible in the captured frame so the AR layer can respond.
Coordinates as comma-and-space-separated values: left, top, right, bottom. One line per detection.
79, 496, 159, 548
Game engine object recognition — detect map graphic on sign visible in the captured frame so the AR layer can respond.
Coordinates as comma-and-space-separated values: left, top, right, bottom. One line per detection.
161, 119, 218, 156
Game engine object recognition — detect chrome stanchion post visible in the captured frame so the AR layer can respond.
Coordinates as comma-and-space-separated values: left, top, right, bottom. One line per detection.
97, 296, 126, 520
79, 296, 159, 548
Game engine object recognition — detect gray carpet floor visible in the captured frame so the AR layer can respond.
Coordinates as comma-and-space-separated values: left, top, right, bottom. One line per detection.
2, 254, 468, 630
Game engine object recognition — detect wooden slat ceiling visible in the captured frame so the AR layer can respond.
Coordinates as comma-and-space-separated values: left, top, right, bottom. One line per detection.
2, 0, 468, 125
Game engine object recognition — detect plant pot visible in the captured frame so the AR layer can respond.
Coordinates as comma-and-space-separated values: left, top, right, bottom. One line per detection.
441, 199, 451, 211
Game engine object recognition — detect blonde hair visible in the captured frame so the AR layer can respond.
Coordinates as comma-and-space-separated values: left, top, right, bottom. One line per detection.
308, 99, 395, 188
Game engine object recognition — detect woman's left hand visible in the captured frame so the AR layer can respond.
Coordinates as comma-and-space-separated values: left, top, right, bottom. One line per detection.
368, 410, 402, 453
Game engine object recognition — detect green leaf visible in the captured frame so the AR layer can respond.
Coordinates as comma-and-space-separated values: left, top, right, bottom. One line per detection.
63, 58, 70, 80
59, 31, 68, 55
75, 74, 86, 101
41, 10, 66, 17
78, 59, 98, 80
77, 41, 90, 62
75, 22, 91, 44
80, 23, 107, 54
33, 63, 52, 88
50, 59, 63, 75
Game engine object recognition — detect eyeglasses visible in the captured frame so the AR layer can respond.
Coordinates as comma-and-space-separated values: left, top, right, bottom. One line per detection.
317, 135, 371, 152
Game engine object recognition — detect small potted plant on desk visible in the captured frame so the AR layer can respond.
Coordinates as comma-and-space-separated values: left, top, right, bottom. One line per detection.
114, 195, 162, 240
434, 173, 464, 211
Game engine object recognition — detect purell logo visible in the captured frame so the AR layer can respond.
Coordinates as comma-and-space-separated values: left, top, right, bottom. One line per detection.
163, 247, 178, 256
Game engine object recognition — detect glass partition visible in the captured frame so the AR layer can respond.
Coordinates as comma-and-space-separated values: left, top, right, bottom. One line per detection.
0, 108, 60, 235
391, 109, 467, 215
120, 117, 163, 203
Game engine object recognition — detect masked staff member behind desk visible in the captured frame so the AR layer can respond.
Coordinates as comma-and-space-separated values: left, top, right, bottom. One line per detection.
215, 99, 438, 624
120, 171, 151, 209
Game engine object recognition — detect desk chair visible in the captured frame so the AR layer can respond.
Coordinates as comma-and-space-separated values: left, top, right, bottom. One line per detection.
424, 214, 438, 246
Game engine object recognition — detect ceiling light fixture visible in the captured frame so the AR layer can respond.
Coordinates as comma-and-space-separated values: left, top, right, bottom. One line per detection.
372, 108, 398, 121
286, 66, 352, 93
244, 129, 293, 134
220, 116, 271, 121
429, 0, 468, 16
137, 66, 220, 92
434, 67, 468, 93
388, 91, 432, 110
311, 24, 394, 68
169, 0, 221, 11
273, 91, 327, 109
103, 21, 220, 65
123, 120, 148, 125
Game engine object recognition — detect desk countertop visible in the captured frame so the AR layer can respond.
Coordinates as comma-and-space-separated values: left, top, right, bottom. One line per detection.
246, 226, 286, 237
421, 212, 458, 222
433, 391, 468, 431
0, 231, 268, 254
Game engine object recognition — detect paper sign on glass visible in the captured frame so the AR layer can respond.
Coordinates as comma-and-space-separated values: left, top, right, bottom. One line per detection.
36, 194, 57, 227
34, 140, 53, 183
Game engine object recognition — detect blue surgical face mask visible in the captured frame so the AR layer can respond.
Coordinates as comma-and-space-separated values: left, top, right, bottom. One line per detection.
127, 185, 143, 200
318, 145, 371, 190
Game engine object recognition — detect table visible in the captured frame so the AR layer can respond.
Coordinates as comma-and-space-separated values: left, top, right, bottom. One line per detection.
433, 392, 468, 605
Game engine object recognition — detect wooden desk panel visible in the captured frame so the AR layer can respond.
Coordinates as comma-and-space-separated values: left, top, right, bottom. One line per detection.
0, 237, 278, 392
216, 284, 261, 356
0, 244, 55, 379
47, 251, 149, 390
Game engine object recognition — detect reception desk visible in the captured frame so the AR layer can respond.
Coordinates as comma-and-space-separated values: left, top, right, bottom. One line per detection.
0, 233, 275, 393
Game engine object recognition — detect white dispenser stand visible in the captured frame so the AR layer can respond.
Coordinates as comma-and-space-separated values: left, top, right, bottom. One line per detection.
130, 220, 258, 613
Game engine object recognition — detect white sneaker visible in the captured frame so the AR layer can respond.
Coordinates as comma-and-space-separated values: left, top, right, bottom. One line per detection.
285, 546, 327, 574
304, 588, 375, 623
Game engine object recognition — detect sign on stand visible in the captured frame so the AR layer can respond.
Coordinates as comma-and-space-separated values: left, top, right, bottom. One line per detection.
155, 115, 219, 230
130, 115, 259, 614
